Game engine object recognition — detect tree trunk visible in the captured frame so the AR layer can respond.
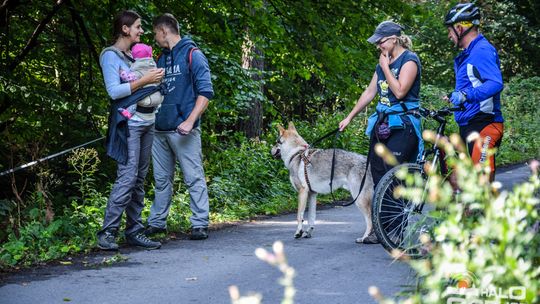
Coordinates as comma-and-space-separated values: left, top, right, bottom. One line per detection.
240, 32, 264, 139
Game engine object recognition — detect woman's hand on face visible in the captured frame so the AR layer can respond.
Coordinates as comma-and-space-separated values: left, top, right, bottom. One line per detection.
379, 52, 390, 69
144, 68, 165, 84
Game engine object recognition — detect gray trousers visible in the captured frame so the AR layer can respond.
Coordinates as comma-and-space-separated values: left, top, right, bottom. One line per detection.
148, 127, 209, 229
99, 124, 154, 236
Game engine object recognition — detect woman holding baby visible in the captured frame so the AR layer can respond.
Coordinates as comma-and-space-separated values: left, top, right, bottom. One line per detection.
97, 10, 164, 251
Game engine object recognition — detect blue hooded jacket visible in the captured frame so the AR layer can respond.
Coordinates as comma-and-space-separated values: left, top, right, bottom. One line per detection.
155, 37, 214, 131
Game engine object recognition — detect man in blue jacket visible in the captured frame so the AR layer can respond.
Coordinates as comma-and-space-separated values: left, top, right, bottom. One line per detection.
444, 3, 504, 181
146, 13, 214, 240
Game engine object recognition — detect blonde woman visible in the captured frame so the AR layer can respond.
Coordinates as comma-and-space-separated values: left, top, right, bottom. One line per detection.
339, 21, 423, 244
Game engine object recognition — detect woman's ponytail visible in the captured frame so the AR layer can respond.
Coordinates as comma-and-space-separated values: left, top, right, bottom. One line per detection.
397, 34, 412, 49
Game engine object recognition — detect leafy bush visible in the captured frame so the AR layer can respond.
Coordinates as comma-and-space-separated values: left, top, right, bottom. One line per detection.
371, 136, 539, 304
1, 76, 537, 268
0, 148, 107, 267
206, 136, 296, 219
498, 76, 540, 164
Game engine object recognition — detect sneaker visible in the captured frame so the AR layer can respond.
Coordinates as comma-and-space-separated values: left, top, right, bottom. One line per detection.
144, 226, 167, 237
189, 227, 208, 240
360, 231, 380, 244
126, 231, 162, 249
97, 228, 119, 251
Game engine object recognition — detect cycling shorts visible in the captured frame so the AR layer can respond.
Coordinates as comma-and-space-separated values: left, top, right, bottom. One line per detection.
459, 122, 504, 180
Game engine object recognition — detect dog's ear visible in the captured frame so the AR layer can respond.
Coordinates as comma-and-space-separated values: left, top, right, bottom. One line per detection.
288, 122, 296, 131
277, 124, 285, 134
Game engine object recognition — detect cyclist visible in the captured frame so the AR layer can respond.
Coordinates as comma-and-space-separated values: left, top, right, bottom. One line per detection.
443, 3, 504, 181
339, 21, 423, 244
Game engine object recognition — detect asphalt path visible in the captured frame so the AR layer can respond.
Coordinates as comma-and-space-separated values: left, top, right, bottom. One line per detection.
0, 163, 533, 304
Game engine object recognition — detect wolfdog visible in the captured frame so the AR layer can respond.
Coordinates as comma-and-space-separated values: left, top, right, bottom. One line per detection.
271, 122, 374, 242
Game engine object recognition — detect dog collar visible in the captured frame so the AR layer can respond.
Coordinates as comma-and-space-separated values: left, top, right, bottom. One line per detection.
286, 149, 305, 167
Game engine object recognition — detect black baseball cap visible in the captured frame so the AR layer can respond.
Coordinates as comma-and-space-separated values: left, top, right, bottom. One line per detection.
367, 21, 404, 44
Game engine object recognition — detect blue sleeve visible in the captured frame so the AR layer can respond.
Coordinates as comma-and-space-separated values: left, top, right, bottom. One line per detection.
191, 50, 214, 100
463, 46, 503, 103
100, 51, 132, 100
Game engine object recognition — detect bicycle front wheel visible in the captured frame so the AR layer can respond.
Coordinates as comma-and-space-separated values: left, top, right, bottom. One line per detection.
372, 163, 436, 257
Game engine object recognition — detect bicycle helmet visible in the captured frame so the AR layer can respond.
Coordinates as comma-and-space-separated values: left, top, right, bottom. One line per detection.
444, 3, 481, 26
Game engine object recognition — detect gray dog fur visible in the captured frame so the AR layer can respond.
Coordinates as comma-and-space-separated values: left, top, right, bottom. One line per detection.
271, 122, 374, 242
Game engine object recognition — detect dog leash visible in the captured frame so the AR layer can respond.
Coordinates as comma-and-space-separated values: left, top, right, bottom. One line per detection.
310, 127, 341, 147
305, 127, 340, 196
340, 106, 415, 207
327, 103, 422, 206
306, 127, 370, 207
339, 137, 372, 207
304, 127, 341, 200
300, 149, 317, 193
341, 108, 404, 207
329, 130, 340, 204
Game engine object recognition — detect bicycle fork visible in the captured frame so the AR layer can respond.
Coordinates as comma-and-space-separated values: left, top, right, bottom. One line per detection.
414, 132, 445, 213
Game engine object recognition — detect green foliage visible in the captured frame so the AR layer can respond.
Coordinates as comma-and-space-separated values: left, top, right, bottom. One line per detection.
418, 84, 461, 138
498, 76, 540, 164
206, 136, 296, 219
1, 0, 539, 270
202, 44, 267, 136
477, 0, 540, 77
0, 150, 107, 268
404, 1, 456, 87
405, 0, 540, 86
67, 148, 101, 201
0, 210, 82, 266
373, 138, 540, 304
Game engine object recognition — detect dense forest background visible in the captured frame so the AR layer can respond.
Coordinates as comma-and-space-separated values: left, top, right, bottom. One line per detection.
0, 0, 539, 266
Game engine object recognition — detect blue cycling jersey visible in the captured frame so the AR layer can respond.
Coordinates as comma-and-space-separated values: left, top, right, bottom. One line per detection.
453, 34, 504, 126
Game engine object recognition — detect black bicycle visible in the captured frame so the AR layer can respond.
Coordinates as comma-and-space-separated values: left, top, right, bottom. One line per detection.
371, 105, 463, 257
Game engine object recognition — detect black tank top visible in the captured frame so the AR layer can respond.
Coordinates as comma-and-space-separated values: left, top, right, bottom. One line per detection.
375, 50, 421, 106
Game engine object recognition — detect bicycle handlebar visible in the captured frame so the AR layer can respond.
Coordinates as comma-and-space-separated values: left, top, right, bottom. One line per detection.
416, 104, 465, 124
418, 105, 464, 118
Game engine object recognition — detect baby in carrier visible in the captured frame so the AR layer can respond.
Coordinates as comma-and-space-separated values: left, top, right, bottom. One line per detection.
118, 43, 164, 119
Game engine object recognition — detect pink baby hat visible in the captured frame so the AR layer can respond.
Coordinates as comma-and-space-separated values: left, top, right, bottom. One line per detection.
132, 43, 153, 59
